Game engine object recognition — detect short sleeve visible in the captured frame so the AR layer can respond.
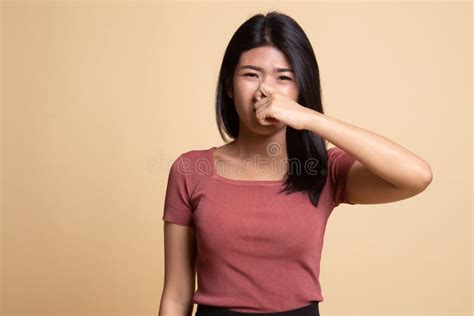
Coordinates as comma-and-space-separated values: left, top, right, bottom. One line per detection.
162, 154, 195, 227
328, 147, 357, 207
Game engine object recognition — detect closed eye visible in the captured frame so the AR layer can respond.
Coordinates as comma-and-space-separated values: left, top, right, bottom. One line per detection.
244, 73, 292, 80
244, 73, 258, 78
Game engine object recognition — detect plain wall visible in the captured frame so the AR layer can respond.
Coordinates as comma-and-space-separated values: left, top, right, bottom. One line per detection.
1, 1, 472, 316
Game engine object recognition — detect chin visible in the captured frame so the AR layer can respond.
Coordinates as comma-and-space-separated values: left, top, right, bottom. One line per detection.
248, 123, 285, 135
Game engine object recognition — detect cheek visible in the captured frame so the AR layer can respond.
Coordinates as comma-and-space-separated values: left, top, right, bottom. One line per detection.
232, 89, 258, 124
279, 84, 299, 100
233, 98, 253, 119
234, 79, 258, 96
233, 81, 258, 110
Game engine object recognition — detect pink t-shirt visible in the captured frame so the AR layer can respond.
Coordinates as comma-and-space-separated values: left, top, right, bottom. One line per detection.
162, 146, 356, 313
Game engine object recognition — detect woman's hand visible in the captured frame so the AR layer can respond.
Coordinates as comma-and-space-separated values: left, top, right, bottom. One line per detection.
253, 82, 314, 130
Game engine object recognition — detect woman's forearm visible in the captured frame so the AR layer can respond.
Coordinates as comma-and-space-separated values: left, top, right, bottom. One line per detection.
158, 295, 193, 316
304, 110, 433, 192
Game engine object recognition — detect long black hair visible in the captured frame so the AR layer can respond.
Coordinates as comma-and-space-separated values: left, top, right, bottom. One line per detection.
215, 10, 329, 208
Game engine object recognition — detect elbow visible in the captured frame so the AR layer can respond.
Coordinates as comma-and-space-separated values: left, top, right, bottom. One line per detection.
424, 166, 433, 187
420, 162, 433, 189
411, 163, 433, 194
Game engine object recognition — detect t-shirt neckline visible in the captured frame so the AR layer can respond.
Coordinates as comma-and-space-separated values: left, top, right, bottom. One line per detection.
209, 146, 286, 186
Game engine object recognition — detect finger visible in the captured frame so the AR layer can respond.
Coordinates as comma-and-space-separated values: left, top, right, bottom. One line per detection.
255, 108, 271, 126
259, 82, 277, 96
253, 97, 269, 112
256, 105, 280, 125
255, 84, 266, 100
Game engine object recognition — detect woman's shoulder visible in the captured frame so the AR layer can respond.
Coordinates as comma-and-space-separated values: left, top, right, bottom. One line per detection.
170, 147, 214, 176
176, 146, 214, 160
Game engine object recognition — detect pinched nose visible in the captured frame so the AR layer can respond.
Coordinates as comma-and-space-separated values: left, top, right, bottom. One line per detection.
254, 82, 268, 100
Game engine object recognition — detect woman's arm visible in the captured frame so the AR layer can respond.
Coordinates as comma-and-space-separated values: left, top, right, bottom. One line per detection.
159, 222, 197, 316
304, 111, 433, 204
252, 82, 433, 204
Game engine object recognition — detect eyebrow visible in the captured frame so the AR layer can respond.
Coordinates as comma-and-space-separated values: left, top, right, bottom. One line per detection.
239, 65, 294, 73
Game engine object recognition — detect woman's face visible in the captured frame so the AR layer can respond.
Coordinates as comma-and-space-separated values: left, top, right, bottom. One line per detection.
228, 46, 299, 135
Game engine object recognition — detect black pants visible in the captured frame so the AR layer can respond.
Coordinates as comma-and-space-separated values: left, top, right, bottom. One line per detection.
195, 301, 319, 316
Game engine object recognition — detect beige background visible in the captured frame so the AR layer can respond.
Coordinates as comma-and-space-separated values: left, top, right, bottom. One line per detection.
1, 1, 472, 316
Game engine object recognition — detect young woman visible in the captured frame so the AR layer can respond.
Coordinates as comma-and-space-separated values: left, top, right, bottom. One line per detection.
159, 11, 433, 316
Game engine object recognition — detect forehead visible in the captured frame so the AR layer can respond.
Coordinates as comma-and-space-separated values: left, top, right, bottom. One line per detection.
237, 46, 291, 67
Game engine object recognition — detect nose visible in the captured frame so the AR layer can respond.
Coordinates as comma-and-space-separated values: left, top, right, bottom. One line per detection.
255, 79, 268, 101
